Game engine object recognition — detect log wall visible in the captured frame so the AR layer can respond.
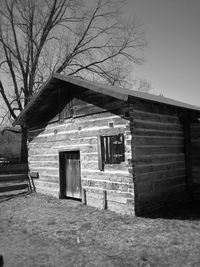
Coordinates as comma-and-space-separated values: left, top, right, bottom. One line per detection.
130, 99, 188, 214
191, 122, 200, 200
28, 89, 135, 214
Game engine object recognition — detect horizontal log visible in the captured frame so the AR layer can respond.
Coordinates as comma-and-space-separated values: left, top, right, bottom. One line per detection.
28, 154, 59, 162
191, 141, 200, 147
192, 166, 200, 172
29, 160, 100, 171
0, 164, 28, 174
190, 123, 200, 129
29, 167, 59, 177
136, 168, 186, 182
35, 175, 59, 183
192, 158, 200, 165
29, 161, 59, 168
191, 148, 200, 155
136, 145, 184, 155
28, 111, 128, 135
28, 126, 127, 145
34, 180, 59, 189
135, 153, 185, 165
137, 183, 186, 201
82, 180, 132, 192
81, 169, 131, 181
82, 173, 133, 184
136, 175, 186, 194
30, 117, 127, 139
135, 161, 185, 174
29, 135, 98, 146
0, 174, 28, 182
133, 109, 180, 124
153, 175, 186, 189
135, 128, 183, 137
28, 144, 98, 156
28, 152, 99, 163
0, 182, 28, 193
132, 136, 184, 146
190, 131, 200, 138
133, 119, 183, 131
84, 188, 134, 205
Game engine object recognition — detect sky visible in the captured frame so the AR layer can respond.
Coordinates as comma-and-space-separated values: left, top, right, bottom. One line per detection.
1, 0, 200, 116
126, 0, 200, 106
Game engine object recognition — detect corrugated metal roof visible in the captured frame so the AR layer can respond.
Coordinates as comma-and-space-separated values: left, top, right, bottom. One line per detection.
13, 73, 200, 126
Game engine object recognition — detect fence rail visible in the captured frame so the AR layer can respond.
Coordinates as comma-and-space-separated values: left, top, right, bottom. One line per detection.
0, 164, 29, 194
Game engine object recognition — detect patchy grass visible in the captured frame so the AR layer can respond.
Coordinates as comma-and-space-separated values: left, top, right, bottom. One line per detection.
0, 193, 200, 267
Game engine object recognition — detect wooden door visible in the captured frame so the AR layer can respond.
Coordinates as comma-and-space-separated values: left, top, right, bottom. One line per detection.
60, 151, 81, 199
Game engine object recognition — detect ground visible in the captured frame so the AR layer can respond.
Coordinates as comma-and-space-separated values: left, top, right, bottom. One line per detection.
0, 193, 200, 267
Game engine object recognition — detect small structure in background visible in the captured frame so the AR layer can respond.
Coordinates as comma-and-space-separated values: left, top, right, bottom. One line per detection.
13, 73, 200, 215
0, 126, 29, 195
0, 126, 21, 164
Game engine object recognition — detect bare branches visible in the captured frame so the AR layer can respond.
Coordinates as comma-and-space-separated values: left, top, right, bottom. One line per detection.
0, 0, 146, 124
0, 80, 16, 119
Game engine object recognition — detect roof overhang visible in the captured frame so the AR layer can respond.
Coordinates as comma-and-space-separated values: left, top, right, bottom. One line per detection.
13, 73, 200, 126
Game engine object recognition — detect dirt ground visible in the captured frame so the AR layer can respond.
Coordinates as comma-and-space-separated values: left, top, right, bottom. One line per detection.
0, 192, 200, 267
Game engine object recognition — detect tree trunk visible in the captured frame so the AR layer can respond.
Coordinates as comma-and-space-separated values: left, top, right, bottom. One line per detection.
20, 126, 28, 163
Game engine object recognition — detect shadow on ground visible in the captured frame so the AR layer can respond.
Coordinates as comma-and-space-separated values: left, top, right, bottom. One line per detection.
145, 201, 200, 220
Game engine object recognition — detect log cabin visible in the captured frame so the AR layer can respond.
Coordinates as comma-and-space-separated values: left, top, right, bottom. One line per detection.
13, 73, 200, 215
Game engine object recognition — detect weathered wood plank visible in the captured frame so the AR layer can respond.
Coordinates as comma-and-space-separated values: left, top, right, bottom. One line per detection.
135, 161, 185, 174
135, 153, 185, 165
0, 174, 28, 182
134, 109, 180, 124
134, 119, 183, 131
0, 164, 28, 174
136, 176, 186, 194
132, 136, 184, 146
0, 183, 28, 193
135, 128, 183, 137
136, 169, 186, 182
136, 146, 184, 155
29, 126, 127, 144
137, 183, 186, 201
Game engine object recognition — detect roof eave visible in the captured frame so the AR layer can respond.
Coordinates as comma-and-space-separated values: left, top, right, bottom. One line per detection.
13, 75, 55, 126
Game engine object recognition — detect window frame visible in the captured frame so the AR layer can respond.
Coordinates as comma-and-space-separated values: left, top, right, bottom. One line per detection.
98, 133, 125, 171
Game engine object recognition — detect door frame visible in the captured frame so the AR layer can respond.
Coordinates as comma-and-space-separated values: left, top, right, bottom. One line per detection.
59, 149, 81, 200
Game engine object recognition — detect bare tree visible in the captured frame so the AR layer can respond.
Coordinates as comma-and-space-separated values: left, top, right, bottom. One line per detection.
0, 0, 146, 161
135, 78, 152, 93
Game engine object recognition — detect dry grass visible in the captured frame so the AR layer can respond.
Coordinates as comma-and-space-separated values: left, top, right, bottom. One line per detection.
0, 193, 200, 267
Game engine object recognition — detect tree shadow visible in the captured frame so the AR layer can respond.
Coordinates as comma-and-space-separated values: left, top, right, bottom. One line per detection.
144, 201, 200, 220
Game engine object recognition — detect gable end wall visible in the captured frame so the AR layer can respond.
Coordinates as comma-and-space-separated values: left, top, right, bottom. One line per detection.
28, 91, 135, 215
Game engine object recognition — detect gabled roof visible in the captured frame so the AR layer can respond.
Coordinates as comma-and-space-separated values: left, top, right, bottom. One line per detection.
13, 73, 200, 126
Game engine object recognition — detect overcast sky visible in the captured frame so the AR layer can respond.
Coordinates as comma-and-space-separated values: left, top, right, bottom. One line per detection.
126, 0, 200, 106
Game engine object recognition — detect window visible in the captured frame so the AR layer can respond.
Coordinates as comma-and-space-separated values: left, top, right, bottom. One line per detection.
98, 134, 125, 170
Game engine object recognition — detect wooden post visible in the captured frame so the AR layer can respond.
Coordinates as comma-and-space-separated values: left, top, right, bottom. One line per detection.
82, 188, 87, 205
182, 116, 193, 201
103, 190, 107, 209
97, 135, 104, 171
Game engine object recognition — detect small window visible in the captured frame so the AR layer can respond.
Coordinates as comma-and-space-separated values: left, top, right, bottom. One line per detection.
98, 134, 125, 170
